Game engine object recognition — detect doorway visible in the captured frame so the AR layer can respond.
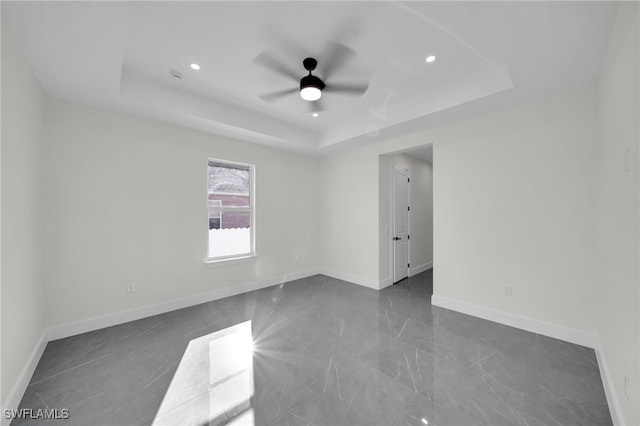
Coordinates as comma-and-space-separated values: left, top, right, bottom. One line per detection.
393, 167, 410, 283
381, 146, 433, 288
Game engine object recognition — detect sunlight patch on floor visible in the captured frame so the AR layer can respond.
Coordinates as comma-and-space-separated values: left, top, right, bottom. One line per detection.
152, 321, 255, 426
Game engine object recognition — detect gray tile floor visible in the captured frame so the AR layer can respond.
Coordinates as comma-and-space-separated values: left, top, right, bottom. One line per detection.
15, 271, 611, 426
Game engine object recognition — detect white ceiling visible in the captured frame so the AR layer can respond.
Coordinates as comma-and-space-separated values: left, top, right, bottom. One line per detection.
2, 1, 616, 155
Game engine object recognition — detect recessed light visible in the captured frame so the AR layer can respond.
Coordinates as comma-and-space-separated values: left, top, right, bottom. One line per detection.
312, 113, 319, 117
426, 55, 436, 63
190, 63, 201, 70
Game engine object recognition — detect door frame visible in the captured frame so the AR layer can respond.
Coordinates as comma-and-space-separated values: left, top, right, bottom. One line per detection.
391, 166, 411, 283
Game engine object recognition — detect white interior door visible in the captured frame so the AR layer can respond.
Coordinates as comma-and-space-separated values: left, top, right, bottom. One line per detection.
393, 168, 409, 283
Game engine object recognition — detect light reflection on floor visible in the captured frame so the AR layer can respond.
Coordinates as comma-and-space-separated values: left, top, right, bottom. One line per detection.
152, 321, 255, 426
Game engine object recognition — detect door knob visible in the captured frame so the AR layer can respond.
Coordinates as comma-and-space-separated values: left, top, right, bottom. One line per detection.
393, 237, 401, 241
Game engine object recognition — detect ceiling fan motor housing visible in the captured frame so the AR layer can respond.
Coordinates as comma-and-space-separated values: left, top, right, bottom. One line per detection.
300, 74, 325, 91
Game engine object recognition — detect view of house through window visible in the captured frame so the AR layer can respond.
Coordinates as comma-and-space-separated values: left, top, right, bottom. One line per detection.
208, 159, 254, 260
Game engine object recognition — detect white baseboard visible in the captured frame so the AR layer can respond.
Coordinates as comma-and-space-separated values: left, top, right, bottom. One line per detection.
409, 261, 432, 276
378, 276, 393, 290
47, 268, 320, 341
431, 295, 595, 348
1, 332, 48, 426
318, 268, 380, 290
594, 338, 625, 426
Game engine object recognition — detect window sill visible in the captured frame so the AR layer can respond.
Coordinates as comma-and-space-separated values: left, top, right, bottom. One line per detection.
205, 254, 257, 267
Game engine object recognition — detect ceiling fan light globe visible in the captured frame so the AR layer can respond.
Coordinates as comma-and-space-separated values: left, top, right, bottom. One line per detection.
300, 86, 322, 101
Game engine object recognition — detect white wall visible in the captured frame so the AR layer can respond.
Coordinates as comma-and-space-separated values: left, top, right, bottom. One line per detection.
319, 148, 380, 287
1, 25, 47, 406
321, 87, 599, 335
595, 3, 639, 425
432, 88, 598, 334
43, 99, 321, 327
379, 153, 433, 282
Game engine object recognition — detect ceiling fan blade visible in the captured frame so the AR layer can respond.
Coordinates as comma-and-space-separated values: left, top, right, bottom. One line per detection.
324, 82, 369, 96
319, 42, 356, 81
308, 99, 325, 113
261, 25, 307, 64
258, 88, 299, 103
253, 52, 300, 81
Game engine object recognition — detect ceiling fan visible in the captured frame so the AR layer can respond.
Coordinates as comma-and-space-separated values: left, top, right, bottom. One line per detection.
255, 42, 369, 112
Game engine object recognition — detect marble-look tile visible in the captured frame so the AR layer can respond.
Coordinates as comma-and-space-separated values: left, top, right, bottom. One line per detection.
13, 390, 113, 426
151, 389, 230, 426
267, 410, 316, 426
391, 390, 437, 426
110, 339, 186, 426
28, 322, 123, 385
18, 353, 112, 414
359, 334, 435, 396
251, 360, 313, 425
13, 271, 611, 426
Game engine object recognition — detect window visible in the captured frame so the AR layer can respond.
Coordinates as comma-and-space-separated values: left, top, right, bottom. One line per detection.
207, 159, 254, 261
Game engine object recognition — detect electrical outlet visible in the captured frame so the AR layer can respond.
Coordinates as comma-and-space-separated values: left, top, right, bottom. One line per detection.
624, 376, 631, 401
504, 286, 513, 297
127, 283, 136, 293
